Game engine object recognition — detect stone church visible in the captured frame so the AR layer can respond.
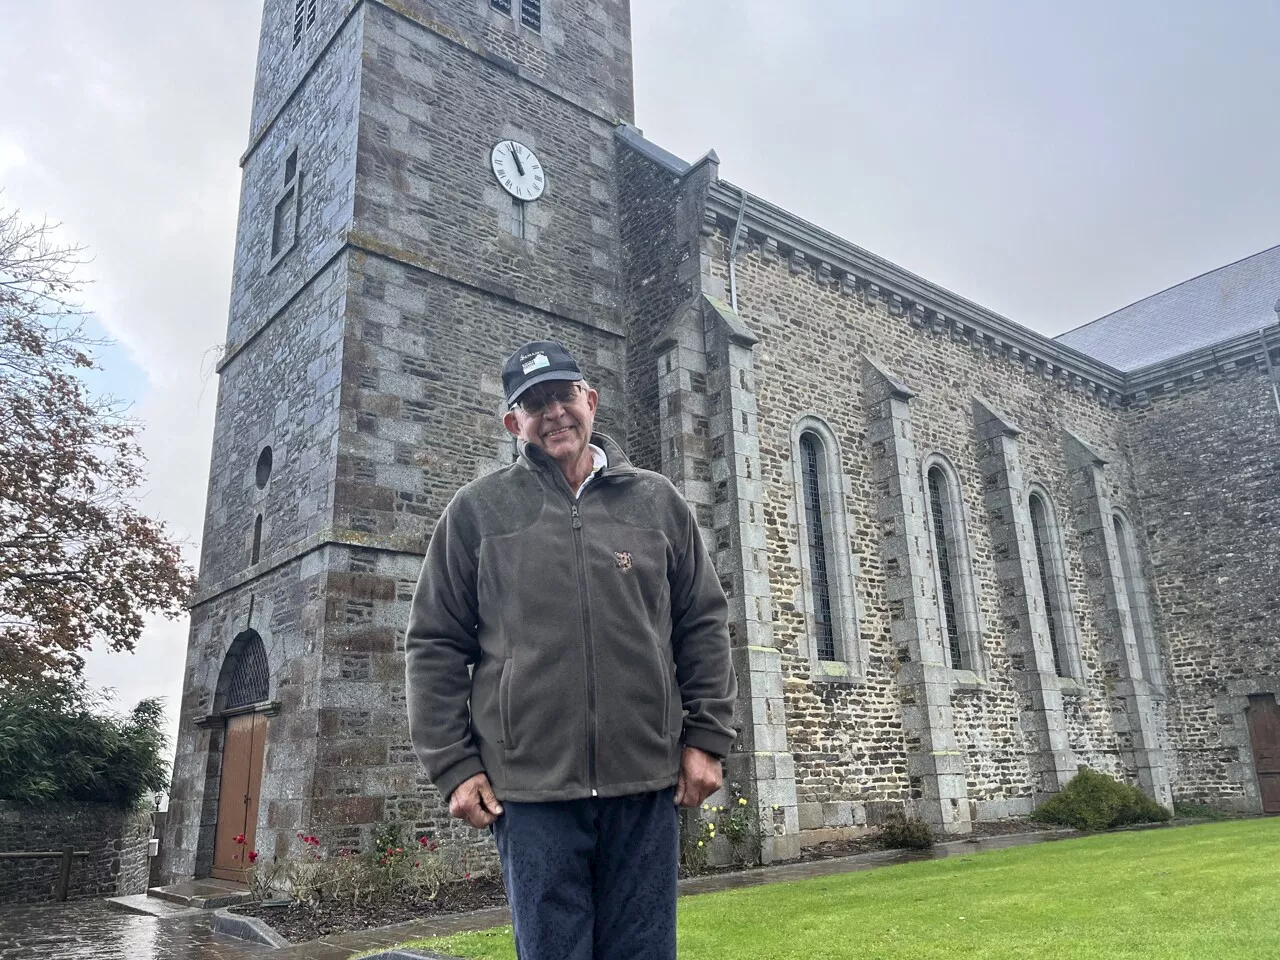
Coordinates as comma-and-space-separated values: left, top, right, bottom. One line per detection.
159, 0, 1280, 881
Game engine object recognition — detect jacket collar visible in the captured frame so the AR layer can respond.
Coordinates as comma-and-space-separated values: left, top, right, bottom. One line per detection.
518, 432, 639, 481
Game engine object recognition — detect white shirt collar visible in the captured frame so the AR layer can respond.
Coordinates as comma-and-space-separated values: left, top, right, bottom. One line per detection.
574, 444, 608, 499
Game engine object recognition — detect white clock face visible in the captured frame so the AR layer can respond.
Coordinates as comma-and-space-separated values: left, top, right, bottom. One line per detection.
491, 140, 545, 201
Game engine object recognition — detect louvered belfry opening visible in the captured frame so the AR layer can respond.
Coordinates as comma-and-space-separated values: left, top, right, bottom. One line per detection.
927, 468, 964, 670
800, 434, 836, 661
520, 0, 542, 31
1029, 495, 1066, 676
226, 631, 270, 710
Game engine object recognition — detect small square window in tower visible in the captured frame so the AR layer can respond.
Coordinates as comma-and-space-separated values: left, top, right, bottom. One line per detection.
490, 0, 512, 13
520, 0, 542, 31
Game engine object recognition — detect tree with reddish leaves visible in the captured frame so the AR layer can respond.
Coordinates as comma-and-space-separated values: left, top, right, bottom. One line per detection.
0, 204, 196, 689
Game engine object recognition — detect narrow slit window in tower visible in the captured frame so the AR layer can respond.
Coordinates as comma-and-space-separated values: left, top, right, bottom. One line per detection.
252, 514, 263, 566
511, 198, 525, 238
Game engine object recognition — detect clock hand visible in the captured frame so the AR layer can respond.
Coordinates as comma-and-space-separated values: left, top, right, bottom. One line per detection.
508, 142, 526, 177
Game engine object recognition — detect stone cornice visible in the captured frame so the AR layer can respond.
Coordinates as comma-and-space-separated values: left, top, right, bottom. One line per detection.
1123, 322, 1280, 402
216, 230, 624, 375
706, 181, 1129, 407
191, 530, 425, 608
705, 181, 1280, 411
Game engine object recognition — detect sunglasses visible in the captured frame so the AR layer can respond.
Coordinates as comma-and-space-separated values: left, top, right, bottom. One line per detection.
513, 382, 582, 415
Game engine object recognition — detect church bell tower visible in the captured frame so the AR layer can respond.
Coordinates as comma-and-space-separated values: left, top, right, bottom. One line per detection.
160, 0, 637, 882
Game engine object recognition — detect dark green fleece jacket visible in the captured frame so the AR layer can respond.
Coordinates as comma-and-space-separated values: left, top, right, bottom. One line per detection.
404, 433, 738, 803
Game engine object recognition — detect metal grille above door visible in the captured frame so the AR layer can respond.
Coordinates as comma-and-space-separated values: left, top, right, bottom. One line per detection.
226, 631, 270, 709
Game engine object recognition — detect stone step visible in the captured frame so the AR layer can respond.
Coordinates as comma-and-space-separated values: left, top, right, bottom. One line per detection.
146, 878, 252, 909
104, 893, 204, 918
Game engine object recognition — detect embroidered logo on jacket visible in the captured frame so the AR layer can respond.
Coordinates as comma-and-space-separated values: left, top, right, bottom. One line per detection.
614, 551, 633, 571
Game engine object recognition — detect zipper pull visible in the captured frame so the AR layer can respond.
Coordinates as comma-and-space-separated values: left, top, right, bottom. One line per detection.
571, 503, 582, 529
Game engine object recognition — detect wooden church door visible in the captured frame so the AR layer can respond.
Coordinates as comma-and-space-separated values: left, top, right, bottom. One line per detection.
211, 712, 268, 881
210, 629, 272, 881
1247, 694, 1280, 814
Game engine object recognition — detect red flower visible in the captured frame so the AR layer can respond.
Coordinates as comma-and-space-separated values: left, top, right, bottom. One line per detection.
418, 836, 429, 847
233, 833, 246, 845
248, 851, 259, 864
414, 861, 420, 868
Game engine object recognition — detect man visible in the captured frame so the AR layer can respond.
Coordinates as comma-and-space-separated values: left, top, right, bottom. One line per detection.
405, 339, 737, 960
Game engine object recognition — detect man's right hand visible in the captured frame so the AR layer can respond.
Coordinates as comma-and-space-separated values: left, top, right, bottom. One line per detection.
449, 772, 504, 829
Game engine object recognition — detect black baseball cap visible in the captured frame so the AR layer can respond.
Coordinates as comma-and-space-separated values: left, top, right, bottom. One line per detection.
502, 340, 584, 407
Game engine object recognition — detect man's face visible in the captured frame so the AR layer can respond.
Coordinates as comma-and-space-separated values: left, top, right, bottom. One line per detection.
503, 380, 599, 465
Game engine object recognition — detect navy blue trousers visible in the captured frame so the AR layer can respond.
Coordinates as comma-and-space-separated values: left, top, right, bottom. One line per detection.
491, 788, 679, 960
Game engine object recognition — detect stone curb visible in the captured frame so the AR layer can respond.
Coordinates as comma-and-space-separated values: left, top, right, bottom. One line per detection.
355, 952, 456, 960
211, 906, 292, 949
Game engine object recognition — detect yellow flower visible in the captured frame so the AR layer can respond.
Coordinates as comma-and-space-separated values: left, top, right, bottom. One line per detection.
697, 840, 704, 847
738, 798, 748, 806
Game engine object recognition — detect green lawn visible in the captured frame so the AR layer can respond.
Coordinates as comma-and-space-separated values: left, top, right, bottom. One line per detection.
395, 820, 1280, 960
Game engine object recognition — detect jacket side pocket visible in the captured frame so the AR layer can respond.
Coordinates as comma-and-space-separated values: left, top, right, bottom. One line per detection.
655, 645, 672, 740
499, 659, 515, 751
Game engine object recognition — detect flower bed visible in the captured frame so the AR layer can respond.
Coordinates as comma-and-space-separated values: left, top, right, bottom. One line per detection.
232, 876, 507, 943
227, 813, 1056, 944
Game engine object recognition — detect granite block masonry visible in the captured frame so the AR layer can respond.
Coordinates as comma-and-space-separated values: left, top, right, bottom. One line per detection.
159, 0, 1280, 883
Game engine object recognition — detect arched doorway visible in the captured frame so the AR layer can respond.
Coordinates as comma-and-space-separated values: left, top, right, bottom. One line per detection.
210, 630, 271, 881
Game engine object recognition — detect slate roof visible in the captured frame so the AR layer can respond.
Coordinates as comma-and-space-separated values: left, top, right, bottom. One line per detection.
1056, 245, 1280, 372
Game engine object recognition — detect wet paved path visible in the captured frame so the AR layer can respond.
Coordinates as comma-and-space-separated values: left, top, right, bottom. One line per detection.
0, 830, 1074, 959
0, 900, 272, 960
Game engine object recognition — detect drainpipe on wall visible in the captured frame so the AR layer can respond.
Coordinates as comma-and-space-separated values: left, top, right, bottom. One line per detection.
727, 189, 748, 313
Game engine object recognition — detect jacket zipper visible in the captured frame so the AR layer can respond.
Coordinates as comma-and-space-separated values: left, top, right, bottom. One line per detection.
569, 498, 599, 797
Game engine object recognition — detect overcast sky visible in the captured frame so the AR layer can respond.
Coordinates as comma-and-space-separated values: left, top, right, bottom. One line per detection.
2, 0, 1277, 750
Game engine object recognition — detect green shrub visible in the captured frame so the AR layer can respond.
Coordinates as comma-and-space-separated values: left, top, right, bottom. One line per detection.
877, 812, 935, 850
1031, 767, 1171, 831
0, 683, 169, 808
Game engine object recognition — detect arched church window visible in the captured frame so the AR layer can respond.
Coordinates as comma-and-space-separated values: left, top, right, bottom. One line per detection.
799, 433, 836, 661
1114, 511, 1161, 688
791, 416, 864, 679
922, 457, 983, 675
225, 631, 270, 709
1027, 490, 1079, 678
926, 467, 963, 669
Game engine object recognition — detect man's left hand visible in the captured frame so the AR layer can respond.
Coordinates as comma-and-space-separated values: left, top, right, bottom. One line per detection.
674, 745, 723, 808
